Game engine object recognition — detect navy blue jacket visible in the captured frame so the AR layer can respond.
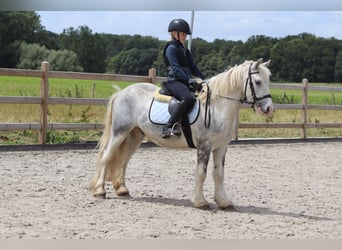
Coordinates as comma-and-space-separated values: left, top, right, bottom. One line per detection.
163, 39, 205, 84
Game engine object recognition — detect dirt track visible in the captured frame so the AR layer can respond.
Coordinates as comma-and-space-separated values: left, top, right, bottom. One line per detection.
0, 142, 341, 239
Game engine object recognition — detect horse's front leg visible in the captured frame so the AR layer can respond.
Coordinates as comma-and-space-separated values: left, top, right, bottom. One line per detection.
212, 146, 233, 209
192, 141, 211, 209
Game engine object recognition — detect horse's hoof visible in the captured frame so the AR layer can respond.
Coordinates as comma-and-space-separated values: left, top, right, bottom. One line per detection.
221, 205, 236, 211
215, 197, 233, 209
116, 186, 129, 196
195, 204, 211, 210
93, 190, 106, 199
217, 200, 235, 210
193, 201, 210, 210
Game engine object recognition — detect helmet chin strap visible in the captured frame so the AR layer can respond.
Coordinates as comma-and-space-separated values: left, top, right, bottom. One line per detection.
175, 32, 185, 45
174, 31, 179, 41
171, 31, 186, 45
173, 31, 181, 40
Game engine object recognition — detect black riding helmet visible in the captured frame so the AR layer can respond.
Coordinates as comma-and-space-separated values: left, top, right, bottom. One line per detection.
168, 18, 191, 35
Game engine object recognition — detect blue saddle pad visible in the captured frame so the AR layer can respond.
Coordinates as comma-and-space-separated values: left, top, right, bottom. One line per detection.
149, 98, 200, 125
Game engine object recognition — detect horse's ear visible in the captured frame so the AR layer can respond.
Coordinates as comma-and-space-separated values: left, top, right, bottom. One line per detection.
255, 58, 263, 69
262, 60, 271, 68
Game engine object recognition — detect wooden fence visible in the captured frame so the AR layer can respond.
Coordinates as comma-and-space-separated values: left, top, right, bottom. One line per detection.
0, 61, 341, 144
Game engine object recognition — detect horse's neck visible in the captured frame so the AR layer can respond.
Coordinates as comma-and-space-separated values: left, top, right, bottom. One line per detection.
198, 81, 242, 118
207, 72, 245, 103
197, 80, 241, 141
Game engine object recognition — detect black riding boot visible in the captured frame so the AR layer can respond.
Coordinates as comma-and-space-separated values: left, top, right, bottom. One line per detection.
162, 100, 187, 139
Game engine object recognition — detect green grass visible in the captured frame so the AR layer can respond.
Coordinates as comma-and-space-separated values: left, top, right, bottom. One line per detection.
0, 76, 341, 144
270, 82, 342, 105
0, 76, 131, 98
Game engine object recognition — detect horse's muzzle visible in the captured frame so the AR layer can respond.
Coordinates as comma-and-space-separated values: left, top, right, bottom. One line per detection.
255, 100, 273, 116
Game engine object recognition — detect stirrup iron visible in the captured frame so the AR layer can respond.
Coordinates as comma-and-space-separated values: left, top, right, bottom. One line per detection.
170, 122, 181, 137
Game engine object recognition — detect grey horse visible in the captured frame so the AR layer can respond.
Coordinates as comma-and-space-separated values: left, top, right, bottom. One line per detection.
89, 58, 273, 209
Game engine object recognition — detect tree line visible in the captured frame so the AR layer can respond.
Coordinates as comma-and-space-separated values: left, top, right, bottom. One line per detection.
1, 11, 342, 83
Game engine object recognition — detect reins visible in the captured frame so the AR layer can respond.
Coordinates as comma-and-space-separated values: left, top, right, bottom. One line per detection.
204, 85, 211, 128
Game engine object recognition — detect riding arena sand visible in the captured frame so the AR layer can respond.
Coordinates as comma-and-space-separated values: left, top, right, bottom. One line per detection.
0, 141, 341, 239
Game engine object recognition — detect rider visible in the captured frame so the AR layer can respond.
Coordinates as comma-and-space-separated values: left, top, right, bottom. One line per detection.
162, 18, 206, 139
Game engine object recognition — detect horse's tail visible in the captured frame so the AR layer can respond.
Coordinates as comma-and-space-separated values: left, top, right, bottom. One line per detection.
89, 93, 117, 191
97, 93, 116, 153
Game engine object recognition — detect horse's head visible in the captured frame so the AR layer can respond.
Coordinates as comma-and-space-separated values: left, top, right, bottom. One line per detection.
243, 58, 274, 116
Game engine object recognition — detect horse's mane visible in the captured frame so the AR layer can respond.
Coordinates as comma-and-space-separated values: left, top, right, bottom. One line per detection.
198, 60, 271, 103
198, 60, 251, 103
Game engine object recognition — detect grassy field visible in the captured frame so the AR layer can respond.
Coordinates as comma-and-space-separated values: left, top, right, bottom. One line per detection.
0, 76, 341, 144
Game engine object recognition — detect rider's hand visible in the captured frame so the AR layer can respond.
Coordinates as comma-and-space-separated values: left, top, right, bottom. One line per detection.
188, 79, 202, 92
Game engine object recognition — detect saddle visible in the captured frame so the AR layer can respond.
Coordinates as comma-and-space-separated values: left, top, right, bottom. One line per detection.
149, 81, 200, 125
155, 81, 173, 102
149, 81, 200, 148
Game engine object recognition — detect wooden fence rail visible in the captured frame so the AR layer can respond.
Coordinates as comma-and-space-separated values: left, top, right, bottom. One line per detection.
0, 62, 341, 144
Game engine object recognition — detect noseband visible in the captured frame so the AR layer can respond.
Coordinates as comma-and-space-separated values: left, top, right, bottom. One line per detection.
242, 64, 272, 107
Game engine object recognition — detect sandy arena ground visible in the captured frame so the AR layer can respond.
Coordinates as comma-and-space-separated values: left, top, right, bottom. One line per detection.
0, 141, 341, 239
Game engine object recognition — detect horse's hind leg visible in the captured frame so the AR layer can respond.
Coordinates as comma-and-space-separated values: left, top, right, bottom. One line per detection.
90, 133, 127, 197
112, 128, 145, 196
212, 146, 233, 209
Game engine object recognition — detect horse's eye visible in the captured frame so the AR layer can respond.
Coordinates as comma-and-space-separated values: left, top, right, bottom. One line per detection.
255, 80, 261, 85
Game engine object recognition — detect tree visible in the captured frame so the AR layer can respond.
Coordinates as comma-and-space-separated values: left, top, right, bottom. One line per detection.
191, 38, 212, 64
197, 39, 238, 77
335, 51, 342, 82
270, 38, 306, 82
48, 49, 83, 72
34, 30, 60, 50
0, 12, 42, 45
59, 26, 106, 73
228, 35, 276, 66
17, 42, 49, 69
107, 48, 159, 75
0, 11, 43, 68
303, 37, 340, 82
227, 40, 245, 65
17, 42, 83, 71
212, 39, 237, 67
198, 53, 225, 78
152, 49, 167, 77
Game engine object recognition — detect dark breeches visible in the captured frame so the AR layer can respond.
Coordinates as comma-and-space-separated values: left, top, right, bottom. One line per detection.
164, 80, 196, 111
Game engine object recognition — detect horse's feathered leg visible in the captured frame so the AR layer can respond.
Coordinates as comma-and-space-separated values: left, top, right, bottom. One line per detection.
192, 141, 211, 209
212, 146, 233, 209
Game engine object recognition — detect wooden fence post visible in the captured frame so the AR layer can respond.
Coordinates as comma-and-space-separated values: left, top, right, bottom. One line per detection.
301, 78, 308, 139
39, 61, 49, 144
92, 83, 96, 98
148, 68, 157, 84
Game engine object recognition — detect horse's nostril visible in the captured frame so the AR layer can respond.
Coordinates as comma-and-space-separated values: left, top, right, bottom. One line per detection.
266, 105, 274, 115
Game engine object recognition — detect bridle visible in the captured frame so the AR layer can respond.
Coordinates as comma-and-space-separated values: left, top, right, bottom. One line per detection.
218, 63, 272, 106
242, 63, 272, 106
203, 63, 272, 128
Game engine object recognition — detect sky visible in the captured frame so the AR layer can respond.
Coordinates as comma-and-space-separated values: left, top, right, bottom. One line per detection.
36, 11, 342, 42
